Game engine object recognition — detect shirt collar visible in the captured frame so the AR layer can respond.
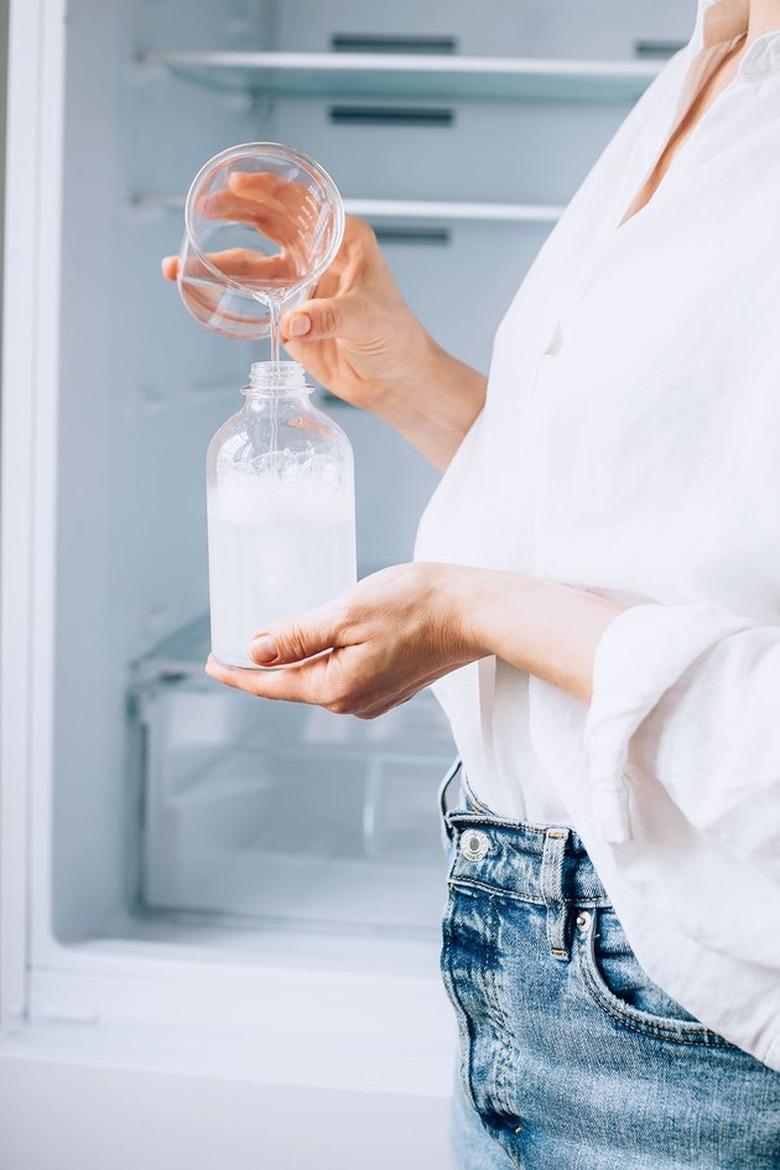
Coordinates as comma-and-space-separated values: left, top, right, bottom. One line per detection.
692, 0, 780, 79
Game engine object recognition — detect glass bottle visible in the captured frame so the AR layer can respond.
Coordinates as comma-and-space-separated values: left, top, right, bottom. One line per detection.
206, 361, 356, 668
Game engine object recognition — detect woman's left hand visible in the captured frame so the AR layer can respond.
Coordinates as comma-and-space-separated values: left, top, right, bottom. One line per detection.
205, 561, 626, 711
205, 562, 485, 719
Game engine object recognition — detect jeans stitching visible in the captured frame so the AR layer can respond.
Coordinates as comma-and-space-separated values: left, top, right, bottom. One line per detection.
447, 813, 550, 835
448, 875, 612, 909
484, 899, 515, 1119
577, 910, 734, 1049
440, 891, 481, 1113
541, 829, 569, 960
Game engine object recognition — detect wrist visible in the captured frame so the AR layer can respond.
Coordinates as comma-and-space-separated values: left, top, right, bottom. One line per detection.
370, 331, 487, 470
370, 322, 446, 400
457, 569, 626, 702
425, 563, 628, 702
431, 564, 497, 660
375, 314, 483, 403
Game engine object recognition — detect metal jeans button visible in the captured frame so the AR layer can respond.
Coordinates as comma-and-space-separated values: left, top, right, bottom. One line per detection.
460, 829, 490, 862
576, 911, 591, 933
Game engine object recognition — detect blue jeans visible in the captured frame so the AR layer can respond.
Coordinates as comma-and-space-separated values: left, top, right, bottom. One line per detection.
437, 760, 780, 1170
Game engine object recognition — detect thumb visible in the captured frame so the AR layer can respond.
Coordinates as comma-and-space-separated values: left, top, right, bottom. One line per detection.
248, 606, 343, 666
281, 295, 366, 343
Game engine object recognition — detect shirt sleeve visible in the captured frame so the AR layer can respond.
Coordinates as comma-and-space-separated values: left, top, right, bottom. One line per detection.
582, 601, 780, 860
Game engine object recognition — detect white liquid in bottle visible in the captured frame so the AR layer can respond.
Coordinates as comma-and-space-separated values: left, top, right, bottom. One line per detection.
206, 361, 357, 669
208, 476, 356, 668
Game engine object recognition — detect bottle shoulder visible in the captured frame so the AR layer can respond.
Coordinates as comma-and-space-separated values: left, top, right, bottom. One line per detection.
206, 396, 353, 480
207, 405, 244, 443
306, 399, 354, 452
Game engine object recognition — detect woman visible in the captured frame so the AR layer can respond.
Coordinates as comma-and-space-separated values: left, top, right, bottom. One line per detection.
163, 0, 780, 1164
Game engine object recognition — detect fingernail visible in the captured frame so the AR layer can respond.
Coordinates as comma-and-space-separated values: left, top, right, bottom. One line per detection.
249, 635, 277, 664
288, 313, 310, 337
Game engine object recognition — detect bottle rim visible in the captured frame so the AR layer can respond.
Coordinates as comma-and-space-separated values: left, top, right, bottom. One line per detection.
242, 360, 312, 396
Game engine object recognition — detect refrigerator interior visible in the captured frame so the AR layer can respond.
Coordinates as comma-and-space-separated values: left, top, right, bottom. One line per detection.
16, 0, 697, 1072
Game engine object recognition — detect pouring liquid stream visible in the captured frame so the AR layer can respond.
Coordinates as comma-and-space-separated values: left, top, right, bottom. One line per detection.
268, 295, 282, 368
266, 295, 282, 465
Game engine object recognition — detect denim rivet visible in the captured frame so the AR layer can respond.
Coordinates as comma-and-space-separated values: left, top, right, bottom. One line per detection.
460, 829, 490, 862
576, 911, 591, 932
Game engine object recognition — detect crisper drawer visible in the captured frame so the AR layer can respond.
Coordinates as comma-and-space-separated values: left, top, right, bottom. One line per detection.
133, 619, 456, 937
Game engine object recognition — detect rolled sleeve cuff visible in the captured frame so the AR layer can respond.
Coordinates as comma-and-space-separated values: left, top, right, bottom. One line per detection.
583, 601, 753, 844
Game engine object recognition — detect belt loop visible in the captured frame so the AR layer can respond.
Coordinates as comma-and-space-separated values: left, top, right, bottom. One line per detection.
438, 757, 462, 848
541, 827, 570, 961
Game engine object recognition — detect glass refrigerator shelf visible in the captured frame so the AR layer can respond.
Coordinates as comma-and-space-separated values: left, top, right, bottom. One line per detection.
141, 49, 663, 106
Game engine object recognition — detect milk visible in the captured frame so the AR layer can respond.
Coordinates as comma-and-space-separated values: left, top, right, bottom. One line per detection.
207, 470, 357, 668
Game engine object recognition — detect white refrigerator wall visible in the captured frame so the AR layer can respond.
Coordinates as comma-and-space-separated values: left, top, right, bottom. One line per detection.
276, 0, 692, 57
52, 0, 278, 942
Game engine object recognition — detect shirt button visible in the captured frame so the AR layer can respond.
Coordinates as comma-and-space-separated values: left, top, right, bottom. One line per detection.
460, 829, 490, 862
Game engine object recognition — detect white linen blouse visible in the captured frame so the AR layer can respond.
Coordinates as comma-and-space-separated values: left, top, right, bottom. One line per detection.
414, 0, 780, 1070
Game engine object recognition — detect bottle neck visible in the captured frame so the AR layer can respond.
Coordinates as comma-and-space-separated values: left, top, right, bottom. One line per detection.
241, 360, 311, 402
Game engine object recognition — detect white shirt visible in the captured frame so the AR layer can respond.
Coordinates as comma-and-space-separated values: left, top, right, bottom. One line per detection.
414, 0, 780, 1071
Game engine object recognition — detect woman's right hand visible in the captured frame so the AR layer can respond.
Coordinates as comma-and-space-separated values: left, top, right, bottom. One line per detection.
161, 178, 438, 410
276, 214, 440, 411
161, 173, 486, 463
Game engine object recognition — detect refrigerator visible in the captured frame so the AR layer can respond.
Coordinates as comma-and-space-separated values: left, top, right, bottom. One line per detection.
0, 1, 695, 1167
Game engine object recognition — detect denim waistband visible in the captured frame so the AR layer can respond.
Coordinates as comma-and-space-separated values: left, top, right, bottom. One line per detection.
439, 759, 611, 923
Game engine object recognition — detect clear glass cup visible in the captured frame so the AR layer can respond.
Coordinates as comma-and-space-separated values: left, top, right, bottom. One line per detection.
178, 142, 345, 342
207, 361, 356, 668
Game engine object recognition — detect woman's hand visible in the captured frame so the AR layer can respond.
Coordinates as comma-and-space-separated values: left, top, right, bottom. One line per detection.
161, 177, 486, 467
205, 562, 485, 719
204, 562, 627, 715
162, 184, 436, 411
279, 214, 441, 414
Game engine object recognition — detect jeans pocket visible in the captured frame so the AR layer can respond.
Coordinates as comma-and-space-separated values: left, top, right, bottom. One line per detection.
576, 907, 734, 1049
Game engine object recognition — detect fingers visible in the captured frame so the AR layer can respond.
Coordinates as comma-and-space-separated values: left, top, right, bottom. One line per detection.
248, 606, 345, 666
162, 248, 303, 318
199, 177, 316, 248
228, 171, 312, 217
280, 294, 367, 343
205, 653, 332, 704
164, 170, 332, 287
227, 170, 286, 198
198, 173, 323, 248
161, 255, 179, 280
204, 601, 355, 706
163, 247, 298, 284
229, 172, 320, 235
195, 246, 295, 282
197, 188, 291, 245
204, 652, 426, 720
